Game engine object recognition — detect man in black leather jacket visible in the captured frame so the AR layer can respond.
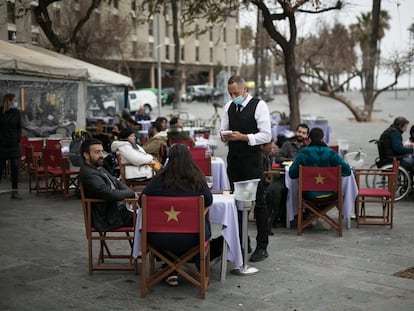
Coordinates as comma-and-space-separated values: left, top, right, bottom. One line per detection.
79, 138, 137, 231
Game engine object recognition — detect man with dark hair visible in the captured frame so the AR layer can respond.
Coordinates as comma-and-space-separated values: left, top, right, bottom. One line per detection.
379, 116, 414, 172
275, 123, 309, 164
142, 120, 168, 162
289, 127, 351, 201
79, 138, 137, 231
167, 116, 192, 143
220, 75, 272, 262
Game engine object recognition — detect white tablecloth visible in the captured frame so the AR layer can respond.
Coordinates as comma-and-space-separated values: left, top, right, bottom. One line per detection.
132, 194, 243, 275
285, 166, 359, 227
137, 120, 152, 131
211, 157, 230, 190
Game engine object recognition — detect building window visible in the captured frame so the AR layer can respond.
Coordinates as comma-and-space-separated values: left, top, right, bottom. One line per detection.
195, 46, 199, 62
132, 41, 138, 58
8, 31, 16, 42
32, 34, 39, 45
236, 29, 239, 44
113, 0, 119, 9
148, 19, 153, 36
223, 27, 226, 42
165, 20, 169, 37
7, 2, 15, 23
181, 46, 185, 61
209, 47, 213, 63
149, 42, 154, 58
131, 0, 136, 11
165, 45, 170, 60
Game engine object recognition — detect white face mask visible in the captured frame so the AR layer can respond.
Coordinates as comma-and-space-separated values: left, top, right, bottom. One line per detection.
12, 101, 19, 109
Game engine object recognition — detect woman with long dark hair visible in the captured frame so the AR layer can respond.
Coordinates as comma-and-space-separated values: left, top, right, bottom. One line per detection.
0, 93, 22, 199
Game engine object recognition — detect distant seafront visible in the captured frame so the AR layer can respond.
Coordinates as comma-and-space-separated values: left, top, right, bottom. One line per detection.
162, 90, 413, 167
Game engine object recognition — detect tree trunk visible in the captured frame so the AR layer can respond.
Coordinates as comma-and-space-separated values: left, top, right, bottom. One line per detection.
363, 0, 381, 120
284, 48, 300, 129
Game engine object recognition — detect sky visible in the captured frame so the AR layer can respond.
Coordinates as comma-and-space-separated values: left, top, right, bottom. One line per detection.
239, 0, 414, 89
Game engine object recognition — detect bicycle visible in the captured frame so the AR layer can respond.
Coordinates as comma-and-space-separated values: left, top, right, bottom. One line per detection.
364, 139, 413, 202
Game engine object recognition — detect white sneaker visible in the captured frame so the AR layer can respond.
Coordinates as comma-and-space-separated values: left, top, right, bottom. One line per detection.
165, 274, 178, 286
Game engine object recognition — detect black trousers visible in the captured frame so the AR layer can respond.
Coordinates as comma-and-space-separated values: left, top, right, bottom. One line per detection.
227, 153, 269, 250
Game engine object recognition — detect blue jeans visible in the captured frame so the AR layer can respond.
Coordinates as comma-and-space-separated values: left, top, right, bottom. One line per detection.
400, 155, 414, 173
0, 158, 20, 190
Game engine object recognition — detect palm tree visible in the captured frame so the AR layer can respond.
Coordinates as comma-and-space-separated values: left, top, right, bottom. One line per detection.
350, 5, 390, 119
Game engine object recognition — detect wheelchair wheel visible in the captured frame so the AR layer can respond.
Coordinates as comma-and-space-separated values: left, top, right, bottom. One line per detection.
369, 164, 411, 202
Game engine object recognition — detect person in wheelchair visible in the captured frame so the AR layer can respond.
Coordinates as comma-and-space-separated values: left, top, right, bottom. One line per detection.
379, 117, 414, 172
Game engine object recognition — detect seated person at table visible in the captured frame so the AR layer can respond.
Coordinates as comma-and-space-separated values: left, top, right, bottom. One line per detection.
289, 127, 351, 202
379, 116, 414, 172
142, 120, 168, 163
111, 128, 158, 181
262, 139, 286, 232
155, 116, 168, 132
120, 109, 140, 131
167, 116, 193, 144
111, 123, 124, 142
138, 144, 213, 286
275, 123, 309, 165
135, 105, 151, 122
79, 138, 137, 231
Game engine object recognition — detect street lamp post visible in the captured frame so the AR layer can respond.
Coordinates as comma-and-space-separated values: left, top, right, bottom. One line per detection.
157, 13, 162, 117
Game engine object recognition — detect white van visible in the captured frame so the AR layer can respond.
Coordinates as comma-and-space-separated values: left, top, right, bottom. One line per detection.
102, 90, 158, 115
128, 90, 158, 113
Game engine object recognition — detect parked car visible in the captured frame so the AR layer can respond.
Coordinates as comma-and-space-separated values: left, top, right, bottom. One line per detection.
181, 85, 223, 103
139, 88, 169, 106
128, 90, 158, 113
161, 87, 175, 105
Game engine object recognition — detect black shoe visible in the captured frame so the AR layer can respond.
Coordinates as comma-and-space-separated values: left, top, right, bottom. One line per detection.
249, 247, 268, 262
210, 236, 223, 262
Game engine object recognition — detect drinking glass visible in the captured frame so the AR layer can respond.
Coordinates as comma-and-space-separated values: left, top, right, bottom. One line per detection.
206, 176, 214, 189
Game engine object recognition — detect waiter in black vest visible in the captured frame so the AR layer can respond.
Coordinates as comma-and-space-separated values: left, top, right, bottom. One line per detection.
220, 75, 272, 262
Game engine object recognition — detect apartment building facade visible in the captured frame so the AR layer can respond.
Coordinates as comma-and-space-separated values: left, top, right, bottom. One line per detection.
0, 0, 240, 91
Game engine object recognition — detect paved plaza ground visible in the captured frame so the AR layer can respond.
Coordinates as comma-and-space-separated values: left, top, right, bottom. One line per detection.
1, 91, 414, 310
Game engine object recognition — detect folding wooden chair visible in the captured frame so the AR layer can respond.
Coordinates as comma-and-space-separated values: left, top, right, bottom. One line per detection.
24, 144, 46, 195
43, 147, 79, 198
116, 153, 151, 192
79, 184, 138, 274
298, 165, 343, 237
354, 158, 398, 228
140, 195, 210, 299
190, 148, 211, 176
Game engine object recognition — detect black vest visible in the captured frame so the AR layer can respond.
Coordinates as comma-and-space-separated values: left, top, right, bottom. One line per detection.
228, 97, 261, 158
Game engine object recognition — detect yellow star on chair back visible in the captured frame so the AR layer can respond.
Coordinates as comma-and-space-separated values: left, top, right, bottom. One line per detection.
146, 196, 200, 233
301, 166, 339, 192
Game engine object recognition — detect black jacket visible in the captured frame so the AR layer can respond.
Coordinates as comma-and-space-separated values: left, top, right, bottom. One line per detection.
79, 164, 135, 231
0, 106, 22, 160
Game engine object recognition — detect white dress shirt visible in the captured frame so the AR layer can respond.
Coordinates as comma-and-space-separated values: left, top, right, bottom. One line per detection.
220, 94, 272, 146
